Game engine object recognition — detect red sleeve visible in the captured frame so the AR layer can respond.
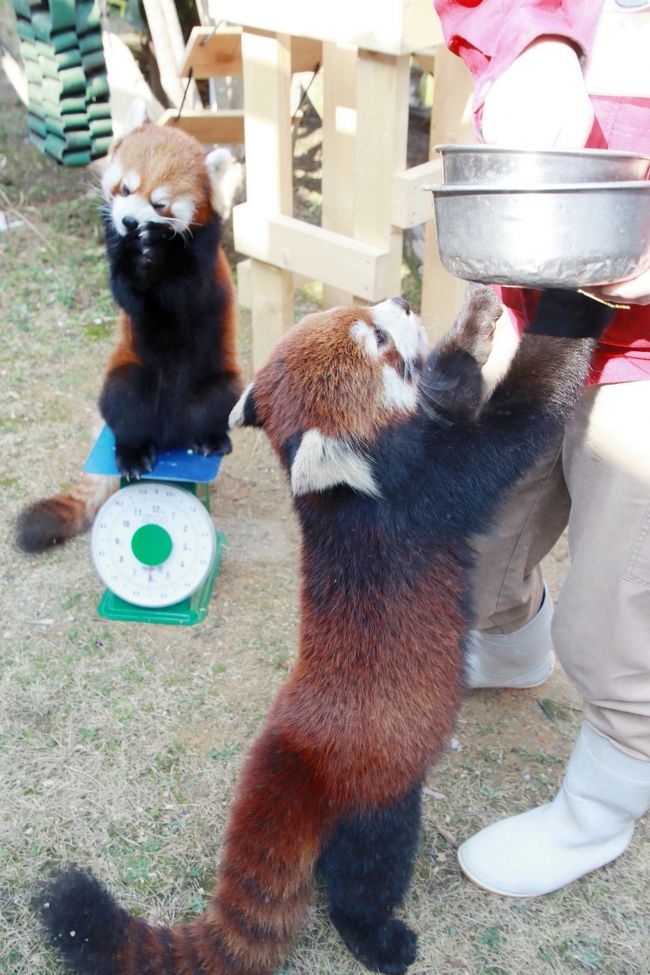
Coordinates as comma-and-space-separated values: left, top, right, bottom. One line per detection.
433, 1, 602, 123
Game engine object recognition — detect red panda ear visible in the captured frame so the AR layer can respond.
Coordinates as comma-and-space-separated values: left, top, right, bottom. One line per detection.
124, 98, 153, 134
206, 148, 243, 219
229, 383, 262, 429
290, 430, 381, 498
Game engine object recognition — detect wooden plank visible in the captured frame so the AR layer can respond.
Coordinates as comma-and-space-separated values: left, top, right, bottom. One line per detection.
1, 45, 28, 105
403, 6, 444, 53
142, 0, 202, 109
413, 46, 437, 76
233, 205, 394, 301
391, 158, 442, 229
211, 0, 443, 55
321, 41, 356, 307
237, 258, 310, 308
291, 36, 322, 73
158, 108, 244, 143
178, 26, 243, 78
353, 49, 410, 300
240, 30, 294, 367
236, 259, 252, 308
241, 31, 293, 215
102, 30, 165, 137
420, 45, 475, 339
178, 27, 320, 79
249, 262, 294, 369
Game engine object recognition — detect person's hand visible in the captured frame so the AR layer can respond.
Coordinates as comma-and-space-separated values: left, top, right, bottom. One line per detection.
481, 37, 594, 148
584, 267, 650, 306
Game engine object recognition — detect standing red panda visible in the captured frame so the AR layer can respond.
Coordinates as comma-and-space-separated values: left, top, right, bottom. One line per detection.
39, 288, 613, 975
16, 101, 242, 552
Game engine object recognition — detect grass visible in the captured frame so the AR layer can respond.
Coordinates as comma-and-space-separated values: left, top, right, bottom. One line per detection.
1, 7, 649, 971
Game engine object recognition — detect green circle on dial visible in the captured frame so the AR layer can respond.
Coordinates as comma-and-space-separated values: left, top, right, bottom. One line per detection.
131, 523, 173, 566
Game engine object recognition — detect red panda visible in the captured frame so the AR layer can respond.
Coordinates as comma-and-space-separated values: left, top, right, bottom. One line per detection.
39, 288, 613, 975
16, 101, 242, 553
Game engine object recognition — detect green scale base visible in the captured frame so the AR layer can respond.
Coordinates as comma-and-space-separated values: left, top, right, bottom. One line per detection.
97, 529, 225, 626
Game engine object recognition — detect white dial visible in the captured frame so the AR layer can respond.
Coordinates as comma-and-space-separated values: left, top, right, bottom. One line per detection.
91, 483, 216, 608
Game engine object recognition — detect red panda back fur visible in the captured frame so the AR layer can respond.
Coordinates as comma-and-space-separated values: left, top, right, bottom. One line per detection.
39, 289, 614, 975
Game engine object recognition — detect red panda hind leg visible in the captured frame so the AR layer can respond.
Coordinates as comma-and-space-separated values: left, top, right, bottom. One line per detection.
318, 785, 422, 975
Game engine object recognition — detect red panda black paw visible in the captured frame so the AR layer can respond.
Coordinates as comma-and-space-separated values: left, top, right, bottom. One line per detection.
191, 433, 233, 457
115, 441, 157, 480
123, 224, 172, 282
331, 913, 417, 975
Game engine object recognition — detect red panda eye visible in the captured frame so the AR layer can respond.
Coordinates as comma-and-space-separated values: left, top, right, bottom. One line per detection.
119, 184, 131, 197
374, 327, 388, 347
152, 201, 166, 211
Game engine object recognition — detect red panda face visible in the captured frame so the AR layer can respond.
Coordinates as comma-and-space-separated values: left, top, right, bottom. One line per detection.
101, 123, 235, 237
230, 298, 427, 497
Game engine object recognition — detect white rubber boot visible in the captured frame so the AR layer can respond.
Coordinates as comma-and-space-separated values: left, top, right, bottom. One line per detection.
465, 584, 555, 690
458, 724, 650, 896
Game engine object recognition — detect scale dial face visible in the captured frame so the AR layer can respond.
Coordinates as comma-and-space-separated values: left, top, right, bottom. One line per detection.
91, 483, 216, 608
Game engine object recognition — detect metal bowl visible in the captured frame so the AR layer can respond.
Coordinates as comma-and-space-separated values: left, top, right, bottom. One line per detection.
436, 145, 650, 186
429, 181, 650, 289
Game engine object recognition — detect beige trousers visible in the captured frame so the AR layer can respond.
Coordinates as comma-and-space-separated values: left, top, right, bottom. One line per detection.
471, 380, 650, 761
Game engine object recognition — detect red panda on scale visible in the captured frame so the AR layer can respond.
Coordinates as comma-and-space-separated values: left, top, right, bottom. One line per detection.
16, 101, 242, 553
39, 288, 613, 974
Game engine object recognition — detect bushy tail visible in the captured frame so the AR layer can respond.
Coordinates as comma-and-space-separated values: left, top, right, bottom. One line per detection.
16, 474, 119, 553
40, 724, 332, 975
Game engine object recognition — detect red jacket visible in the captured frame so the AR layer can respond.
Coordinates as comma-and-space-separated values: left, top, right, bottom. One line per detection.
433, 0, 650, 383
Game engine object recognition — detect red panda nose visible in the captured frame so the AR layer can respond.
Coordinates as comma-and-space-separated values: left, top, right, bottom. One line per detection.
392, 296, 411, 314
122, 215, 138, 231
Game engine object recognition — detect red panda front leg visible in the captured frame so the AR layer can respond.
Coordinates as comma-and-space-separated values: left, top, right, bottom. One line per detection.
99, 363, 159, 479
419, 284, 502, 423
185, 372, 242, 458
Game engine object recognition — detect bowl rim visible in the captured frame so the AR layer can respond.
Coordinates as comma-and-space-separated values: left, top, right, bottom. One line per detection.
434, 143, 650, 163
424, 180, 650, 194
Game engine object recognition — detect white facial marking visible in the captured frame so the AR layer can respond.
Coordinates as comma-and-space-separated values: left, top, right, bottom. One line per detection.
371, 299, 427, 363
123, 170, 141, 193
382, 364, 418, 413
101, 158, 123, 197
229, 382, 254, 429
351, 320, 380, 357
170, 196, 195, 230
151, 186, 170, 208
112, 193, 158, 235
291, 429, 381, 499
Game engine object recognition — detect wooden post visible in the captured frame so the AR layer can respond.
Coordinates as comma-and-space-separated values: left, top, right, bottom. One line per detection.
353, 49, 410, 304
321, 42, 357, 308
142, 0, 201, 109
239, 30, 294, 369
420, 45, 475, 339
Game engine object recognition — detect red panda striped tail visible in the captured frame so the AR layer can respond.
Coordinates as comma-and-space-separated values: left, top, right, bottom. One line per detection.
39, 723, 331, 975
16, 475, 119, 553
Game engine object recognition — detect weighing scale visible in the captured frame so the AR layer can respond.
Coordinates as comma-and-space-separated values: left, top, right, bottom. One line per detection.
84, 426, 225, 625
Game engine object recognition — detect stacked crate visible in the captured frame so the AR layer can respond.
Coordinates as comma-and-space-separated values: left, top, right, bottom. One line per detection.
12, 0, 112, 166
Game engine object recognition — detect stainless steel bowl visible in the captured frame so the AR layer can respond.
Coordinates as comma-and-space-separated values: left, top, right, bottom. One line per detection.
429, 181, 650, 289
436, 144, 650, 186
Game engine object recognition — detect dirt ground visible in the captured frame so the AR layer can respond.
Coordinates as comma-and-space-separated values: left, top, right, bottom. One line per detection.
1, 13, 649, 974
